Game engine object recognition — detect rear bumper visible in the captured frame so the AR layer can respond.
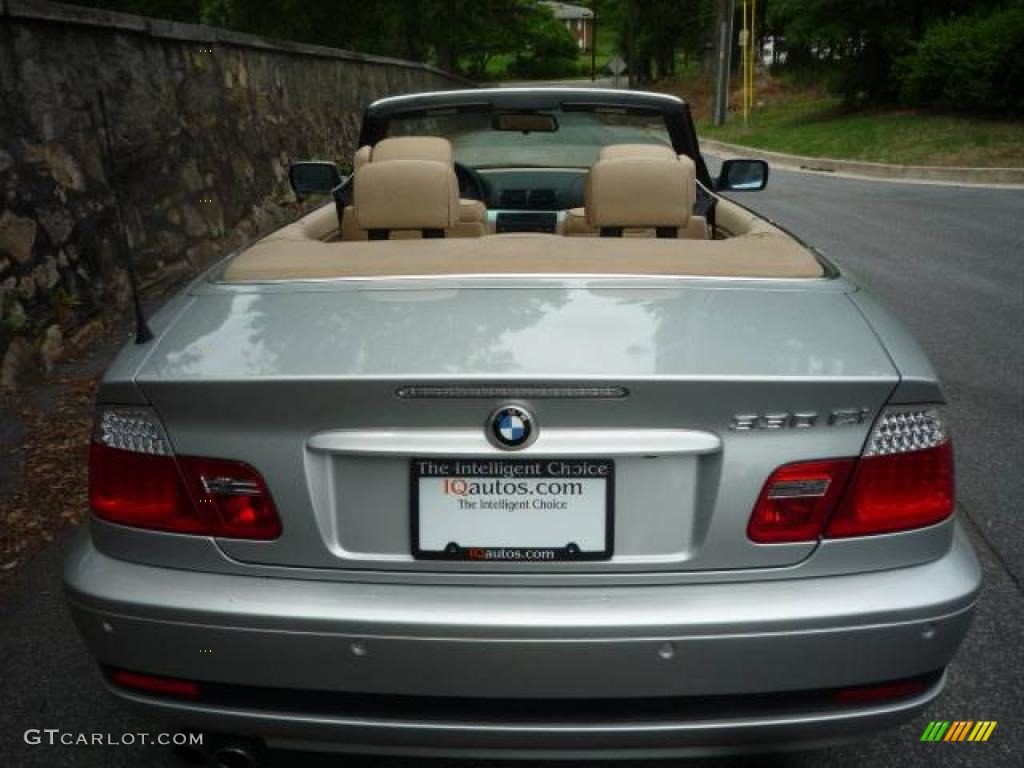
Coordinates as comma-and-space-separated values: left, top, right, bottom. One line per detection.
64, 524, 981, 758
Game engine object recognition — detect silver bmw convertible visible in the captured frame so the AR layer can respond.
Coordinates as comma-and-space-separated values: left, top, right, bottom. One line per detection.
64, 89, 980, 761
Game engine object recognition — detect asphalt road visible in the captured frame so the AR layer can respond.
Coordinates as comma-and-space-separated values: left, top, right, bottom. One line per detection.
1, 166, 1022, 768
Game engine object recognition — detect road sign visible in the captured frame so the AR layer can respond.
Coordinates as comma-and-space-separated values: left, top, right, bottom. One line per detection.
606, 55, 627, 76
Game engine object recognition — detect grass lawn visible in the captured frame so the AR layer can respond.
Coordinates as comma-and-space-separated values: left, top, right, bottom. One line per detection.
696, 96, 1024, 167
577, 35, 615, 77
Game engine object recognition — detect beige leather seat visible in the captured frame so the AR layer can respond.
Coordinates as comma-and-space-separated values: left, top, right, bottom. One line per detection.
584, 156, 695, 237
352, 159, 459, 239
344, 137, 486, 240
371, 136, 453, 165
567, 148, 708, 239
352, 145, 372, 173
598, 143, 678, 161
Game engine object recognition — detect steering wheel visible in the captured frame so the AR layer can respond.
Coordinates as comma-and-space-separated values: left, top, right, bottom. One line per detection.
454, 162, 487, 202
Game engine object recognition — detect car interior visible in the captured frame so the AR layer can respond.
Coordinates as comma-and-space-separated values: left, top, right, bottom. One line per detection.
222, 134, 824, 282
335, 136, 711, 241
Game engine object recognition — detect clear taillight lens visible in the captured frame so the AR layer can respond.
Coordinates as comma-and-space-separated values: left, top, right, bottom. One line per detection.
89, 407, 281, 539
861, 406, 948, 456
748, 405, 954, 543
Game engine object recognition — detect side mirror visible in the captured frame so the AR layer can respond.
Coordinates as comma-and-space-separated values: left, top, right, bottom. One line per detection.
716, 158, 769, 191
288, 161, 343, 197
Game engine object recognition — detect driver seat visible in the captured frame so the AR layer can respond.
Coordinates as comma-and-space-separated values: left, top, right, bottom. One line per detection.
342, 137, 487, 240
565, 146, 709, 239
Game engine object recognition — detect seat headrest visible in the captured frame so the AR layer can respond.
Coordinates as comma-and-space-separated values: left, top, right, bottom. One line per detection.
598, 143, 678, 161
354, 159, 459, 232
352, 145, 372, 172
371, 136, 454, 165
585, 157, 695, 229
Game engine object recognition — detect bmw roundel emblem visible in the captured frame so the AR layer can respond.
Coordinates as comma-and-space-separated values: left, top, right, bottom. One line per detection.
487, 405, 536, 450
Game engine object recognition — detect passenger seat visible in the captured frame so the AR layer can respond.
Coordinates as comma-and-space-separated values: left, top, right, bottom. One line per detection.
566, 144, 708, 239
343, 137, 487, 240
584, 156, 695, 238
597, 143, 678, 162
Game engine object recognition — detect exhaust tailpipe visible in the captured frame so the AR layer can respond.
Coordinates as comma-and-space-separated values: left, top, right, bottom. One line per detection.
214, 743, 258, 768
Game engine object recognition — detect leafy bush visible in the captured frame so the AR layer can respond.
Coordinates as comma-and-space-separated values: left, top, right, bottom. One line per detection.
899, 7, 1024, 110
506, 55, 581, 79
506, 11, 580, 79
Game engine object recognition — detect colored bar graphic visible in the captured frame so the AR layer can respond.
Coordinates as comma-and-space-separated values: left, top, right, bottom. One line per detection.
921, 720, 996, 742
944, 721, 973, 741
921, 721, 950, 741
968, 721, 997, 742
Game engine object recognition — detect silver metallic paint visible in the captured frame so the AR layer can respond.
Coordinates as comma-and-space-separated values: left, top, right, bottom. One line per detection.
71, 158, 978, 754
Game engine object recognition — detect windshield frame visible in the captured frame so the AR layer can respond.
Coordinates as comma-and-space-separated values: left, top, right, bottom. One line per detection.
358, 88, 713, 188
384, 106, 675, 171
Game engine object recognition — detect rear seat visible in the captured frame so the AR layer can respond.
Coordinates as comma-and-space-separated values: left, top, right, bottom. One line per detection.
566, 144, 708, 239
342, 137, 487, 240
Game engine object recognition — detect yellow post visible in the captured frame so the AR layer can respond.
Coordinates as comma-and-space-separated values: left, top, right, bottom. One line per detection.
741, 0, 749, 125
745, 0, 753, 118
750, 0, 756, 117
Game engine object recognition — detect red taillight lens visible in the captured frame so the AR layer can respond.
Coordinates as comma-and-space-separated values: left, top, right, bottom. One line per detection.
89, 407, 281, 540
89, 442, 204, 534
178, 456, 282, 539
111, 670, 199, 698
748, 459, 855, 543
825, 441, 954, 537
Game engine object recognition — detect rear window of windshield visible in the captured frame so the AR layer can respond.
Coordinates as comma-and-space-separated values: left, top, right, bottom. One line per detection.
385, 108, 672, 169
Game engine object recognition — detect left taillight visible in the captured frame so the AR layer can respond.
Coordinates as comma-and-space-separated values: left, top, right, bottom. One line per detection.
89, 407, 281, 539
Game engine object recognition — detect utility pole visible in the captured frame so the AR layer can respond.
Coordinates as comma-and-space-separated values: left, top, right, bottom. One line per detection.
713, 0, 735, 126
591, 1, 597, 81
625, 2, 635, 88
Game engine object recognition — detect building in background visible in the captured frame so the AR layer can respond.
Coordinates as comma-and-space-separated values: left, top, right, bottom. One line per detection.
540, 1, 593, 51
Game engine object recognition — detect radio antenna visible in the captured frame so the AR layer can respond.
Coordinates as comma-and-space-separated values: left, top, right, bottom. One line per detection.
97, 90, 153, 344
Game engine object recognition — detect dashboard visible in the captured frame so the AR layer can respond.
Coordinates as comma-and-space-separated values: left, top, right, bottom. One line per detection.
452, 165, 715, 236
474, 169, 586, 234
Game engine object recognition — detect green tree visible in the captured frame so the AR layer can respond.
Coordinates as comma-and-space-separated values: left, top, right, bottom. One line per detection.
508, 5, 580, 79
898, 5, 1024, 110
767, 0, 1004, 105
599, 0, 709, 83
454, 1, 556, 79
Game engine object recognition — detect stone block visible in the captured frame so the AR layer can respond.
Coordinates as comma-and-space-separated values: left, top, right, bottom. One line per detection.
0, 211, 37, 264
1, 336, 33, 390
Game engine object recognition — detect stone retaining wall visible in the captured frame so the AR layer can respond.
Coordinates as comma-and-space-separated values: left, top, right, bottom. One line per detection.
0, 0, 469, 387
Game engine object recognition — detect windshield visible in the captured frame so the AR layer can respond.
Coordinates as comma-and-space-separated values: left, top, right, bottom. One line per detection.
386, 107, 672, 169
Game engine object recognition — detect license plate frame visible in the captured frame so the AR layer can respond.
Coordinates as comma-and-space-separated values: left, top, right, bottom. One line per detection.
410, 458, 614, 562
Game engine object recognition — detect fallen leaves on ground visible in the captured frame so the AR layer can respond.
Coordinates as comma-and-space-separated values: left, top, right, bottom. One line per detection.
0, 372, 97, 591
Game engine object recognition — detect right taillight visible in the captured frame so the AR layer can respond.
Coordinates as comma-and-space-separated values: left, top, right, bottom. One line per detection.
825, 406, 954, 537
89, 407, 281, 539
749, 405, 954, 543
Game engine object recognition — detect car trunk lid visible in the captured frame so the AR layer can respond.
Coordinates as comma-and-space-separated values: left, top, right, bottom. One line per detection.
134, 281, 897, 574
